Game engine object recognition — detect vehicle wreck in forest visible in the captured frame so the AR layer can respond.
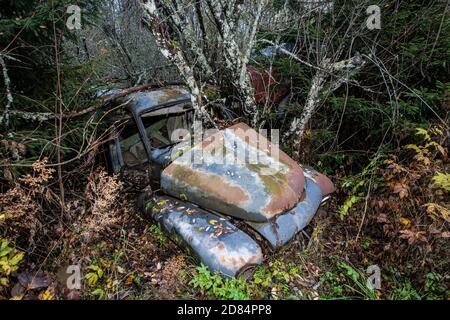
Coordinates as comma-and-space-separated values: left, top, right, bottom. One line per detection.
104, 86, 335, 278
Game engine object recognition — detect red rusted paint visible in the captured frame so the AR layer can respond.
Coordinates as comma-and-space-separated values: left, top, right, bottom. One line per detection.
312, 172, 335, 196
158, 88, 186, 102
248, 66, 290, 104
162, 122, 309, 221
164, 163, 250, 205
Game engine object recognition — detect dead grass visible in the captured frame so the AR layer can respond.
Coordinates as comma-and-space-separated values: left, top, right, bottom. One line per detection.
81, 170, 123, 242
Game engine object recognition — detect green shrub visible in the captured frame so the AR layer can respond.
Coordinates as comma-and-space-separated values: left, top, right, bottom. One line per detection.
0, 238, 24, 289
190, 265, 251, 300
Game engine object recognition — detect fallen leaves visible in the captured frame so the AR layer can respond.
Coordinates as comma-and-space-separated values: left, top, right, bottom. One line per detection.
399, 217, 411, 226
124, 275, 134, 286
39, 288, 54, 300
17, 272, 52, 290
376, 213, 390, 224
392, 182, 409, 199
156, 255, 187, 299
85, 265, 104, 286
116, 266, 125, 274
7, 271, 55, 300
399, 229, 427, 245
424, 203, 450, 222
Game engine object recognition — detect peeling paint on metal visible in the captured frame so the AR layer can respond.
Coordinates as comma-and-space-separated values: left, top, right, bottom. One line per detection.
143, 194, 263, 277
161, 123, 305, 222
247, 178, 323, 250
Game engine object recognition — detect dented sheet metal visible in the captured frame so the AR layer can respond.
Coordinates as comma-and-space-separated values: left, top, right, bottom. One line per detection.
247, 178, 323, 250
161, 123, 305, 222
143, 194, 263, 277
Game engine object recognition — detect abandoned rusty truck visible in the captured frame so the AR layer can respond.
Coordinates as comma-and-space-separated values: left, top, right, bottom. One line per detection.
104, 86, 335, 278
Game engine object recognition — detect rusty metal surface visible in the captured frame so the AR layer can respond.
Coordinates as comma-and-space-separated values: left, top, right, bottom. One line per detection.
247, 178, 323, 250
142, 194, 263, 277
248, 66, 290, 104
301, 165, 335, 196
161, 123, 305, 222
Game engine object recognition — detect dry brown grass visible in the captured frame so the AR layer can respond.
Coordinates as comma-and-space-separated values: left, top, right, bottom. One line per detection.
0, 159, 56, 245
81, 170, 123, 242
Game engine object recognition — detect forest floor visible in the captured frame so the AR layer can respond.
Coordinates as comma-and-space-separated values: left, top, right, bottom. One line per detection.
41, 186, 448, 300
1, 126, 448, 300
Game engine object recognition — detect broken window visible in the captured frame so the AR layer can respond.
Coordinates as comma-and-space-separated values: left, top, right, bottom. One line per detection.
116, 103, 194, 169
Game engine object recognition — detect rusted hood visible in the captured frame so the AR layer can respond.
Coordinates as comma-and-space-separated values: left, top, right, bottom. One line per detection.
161, 123, 306, 222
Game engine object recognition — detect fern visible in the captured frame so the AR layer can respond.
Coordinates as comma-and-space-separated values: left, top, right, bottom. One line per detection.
432, 173, 450, 192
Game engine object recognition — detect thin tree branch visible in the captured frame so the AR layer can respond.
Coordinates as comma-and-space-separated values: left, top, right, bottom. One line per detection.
0, 54, 14, 127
